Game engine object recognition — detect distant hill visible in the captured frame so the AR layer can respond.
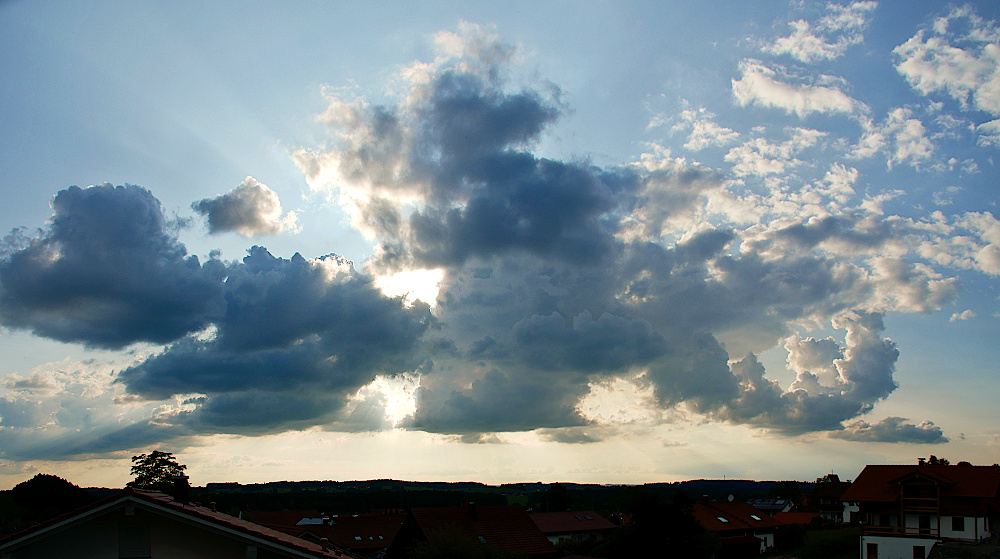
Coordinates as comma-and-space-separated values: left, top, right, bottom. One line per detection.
1, 476, 818, 533
183, 478, 815, 516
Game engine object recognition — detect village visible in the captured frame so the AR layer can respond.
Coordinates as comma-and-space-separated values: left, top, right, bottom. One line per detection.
1, 454, 998, 559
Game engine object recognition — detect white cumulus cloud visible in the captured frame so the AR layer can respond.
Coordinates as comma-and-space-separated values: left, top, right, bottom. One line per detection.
732, 60, 861, 118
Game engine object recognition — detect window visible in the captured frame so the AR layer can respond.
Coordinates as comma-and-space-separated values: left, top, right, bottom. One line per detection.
918, 515, 931, 535
866, 543, 878, 559
952, 517, 965, 531
912, 545, 925, 559
717, 517, 729, 523
477, 536, 487, 544
878, 513, 891, 527
750, 514, 762, 521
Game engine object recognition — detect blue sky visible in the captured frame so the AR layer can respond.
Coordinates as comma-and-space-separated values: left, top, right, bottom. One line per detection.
1, 1, 999, 489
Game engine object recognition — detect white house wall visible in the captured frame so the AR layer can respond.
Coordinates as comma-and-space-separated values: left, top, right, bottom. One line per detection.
861, 535, 938, 559
938, 515, 987, 541
842, 503, 859, 524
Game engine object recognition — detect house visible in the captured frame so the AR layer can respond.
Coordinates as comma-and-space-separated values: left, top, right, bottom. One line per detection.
840, 463, 1000, 559
810, 474, 859, 524
385, 503, 557, 558
251, 510, 406, 558
691, 501, 783, 556
528, 511, 617, 544
0, 488, 346, 559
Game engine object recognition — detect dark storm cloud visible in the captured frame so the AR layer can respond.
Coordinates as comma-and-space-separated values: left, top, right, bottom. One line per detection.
214, 247, 431, 357
419, 70, 561, 169
0, 186, 432, 453
509, 311, 668, 372
192, 176, 297, 237
296, 36, 649, 275
767, 213, 898, 250
538, 428, 603, 444
117, 246, 432, 434
399, 159, 628, 268
408, 368, 589, 434
120, 339, 342, 399
403, 210, 897, 440
0, 184, 225, 348
832, 416, 949, 444
0, 423, 164, 462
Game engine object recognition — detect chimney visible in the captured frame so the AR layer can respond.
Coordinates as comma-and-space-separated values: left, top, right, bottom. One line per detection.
172, 473, 190, 504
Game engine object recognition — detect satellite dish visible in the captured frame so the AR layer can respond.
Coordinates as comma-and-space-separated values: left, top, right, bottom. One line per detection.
728, 494, 734, 502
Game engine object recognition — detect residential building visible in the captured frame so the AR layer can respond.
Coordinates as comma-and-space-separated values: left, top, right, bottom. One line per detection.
691, 500, 782, 556
385, 503, 557, 558
840, 463, 1000, 559
0, 488, 346, 559
810, 474, 859, 524
251, 510, 406, 558
528, 510, 617, 544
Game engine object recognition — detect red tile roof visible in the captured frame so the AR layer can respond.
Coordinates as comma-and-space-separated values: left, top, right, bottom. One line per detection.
409, 505, 555, 556
287, 514, 407, 552
691, 501, 783, 533
841, 464, 1000, 503
529, 511, 617, 534
774, 511, 820, 525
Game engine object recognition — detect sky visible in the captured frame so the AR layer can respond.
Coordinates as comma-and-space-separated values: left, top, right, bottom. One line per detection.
1, 0, 999, 490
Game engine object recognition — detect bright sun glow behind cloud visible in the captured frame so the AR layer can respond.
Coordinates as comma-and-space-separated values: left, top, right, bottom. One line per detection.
375, 269, 444, 308
371, 373, 420, 426
577, 376, 660, 425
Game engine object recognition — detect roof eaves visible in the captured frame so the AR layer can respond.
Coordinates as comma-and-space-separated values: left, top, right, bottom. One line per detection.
126, 492, 338, 558
1, 490, 339, 559
0, 492, 136, 551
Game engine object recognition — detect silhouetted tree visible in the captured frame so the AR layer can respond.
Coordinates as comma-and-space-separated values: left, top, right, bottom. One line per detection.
768, 480, 802, 503
774, 523, 807, 551
10, 474, 95, 524
593, 488, 719, 559
918, 455, 950, 465
540, 483, 573, 512
127, 450, 186, 492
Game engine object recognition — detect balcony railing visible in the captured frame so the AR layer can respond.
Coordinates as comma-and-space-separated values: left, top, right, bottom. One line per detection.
862, 526, 939, 537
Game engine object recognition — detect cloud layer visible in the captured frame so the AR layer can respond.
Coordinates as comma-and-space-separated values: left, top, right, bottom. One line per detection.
4, 9, 998, 458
